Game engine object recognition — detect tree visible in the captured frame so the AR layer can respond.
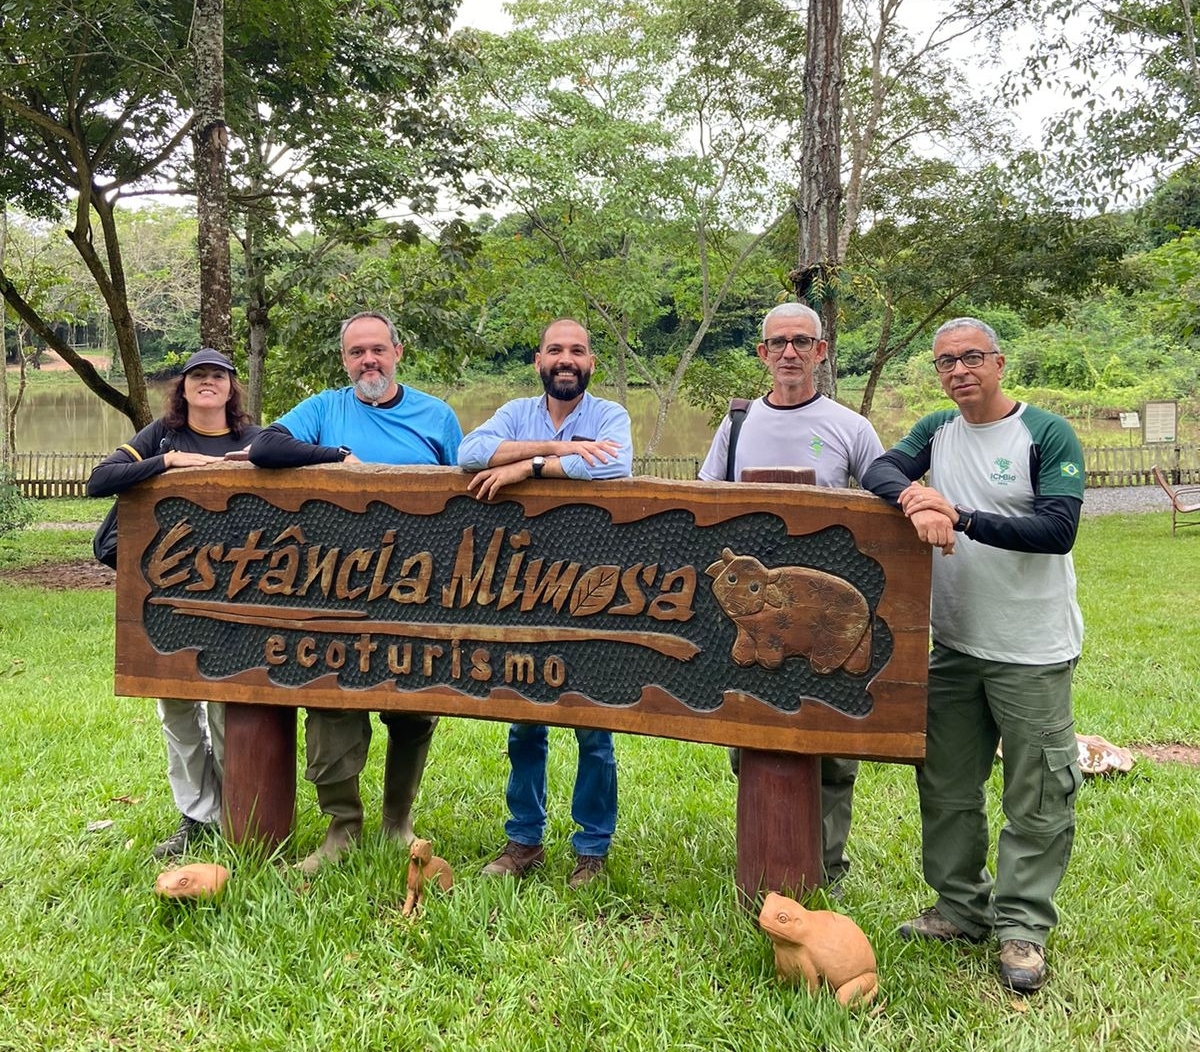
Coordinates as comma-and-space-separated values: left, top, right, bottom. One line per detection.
793, 0, 842, 396
1138, 162, 1200, 247
222, 0, 481, 420
1016, 0, 1200, 203
261, 224, 482, 420
194, 0, 232, 354
0, 0, 195, 429
1, 196, 9, 467
802, 0, 1029, 392
844, 166, 1132, 415
1, 0, 479, 429
459, 0, 804, 453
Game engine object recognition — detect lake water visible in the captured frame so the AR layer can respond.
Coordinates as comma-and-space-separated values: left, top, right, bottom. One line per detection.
13, 374, 1151, 460
13, 378, 720, 459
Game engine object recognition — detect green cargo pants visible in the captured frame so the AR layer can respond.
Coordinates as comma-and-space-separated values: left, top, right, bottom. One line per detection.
919, 644, 1081, 946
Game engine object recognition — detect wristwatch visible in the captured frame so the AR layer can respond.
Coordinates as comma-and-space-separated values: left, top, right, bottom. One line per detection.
953, 504, 975, 533
336, 446, 352, 462
531, 455, 546, 478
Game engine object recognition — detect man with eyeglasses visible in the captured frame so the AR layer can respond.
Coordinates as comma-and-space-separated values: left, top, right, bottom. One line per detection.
698, 302, 884, 891
862, 317, 1085, 995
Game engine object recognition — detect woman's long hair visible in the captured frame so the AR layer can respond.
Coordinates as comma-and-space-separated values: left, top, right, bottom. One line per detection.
161, 372, 254, 437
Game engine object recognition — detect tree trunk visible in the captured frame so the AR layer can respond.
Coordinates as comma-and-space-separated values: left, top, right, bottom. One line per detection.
858, 303, 893, 418
793, 0, 842, 398
243, 204, 269, 424
194, 0, 232, 355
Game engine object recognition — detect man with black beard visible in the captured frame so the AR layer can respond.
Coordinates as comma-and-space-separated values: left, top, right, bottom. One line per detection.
459, 318, 632, 888
249, 311, 461, 874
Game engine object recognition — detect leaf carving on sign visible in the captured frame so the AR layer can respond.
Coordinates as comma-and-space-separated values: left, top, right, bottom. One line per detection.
569, 565, 621, 616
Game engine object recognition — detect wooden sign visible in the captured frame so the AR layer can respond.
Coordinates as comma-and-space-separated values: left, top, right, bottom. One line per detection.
114, 464, 929, 761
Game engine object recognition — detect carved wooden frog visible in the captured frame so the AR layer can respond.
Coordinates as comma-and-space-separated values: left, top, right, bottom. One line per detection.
758, 891, 878, 1007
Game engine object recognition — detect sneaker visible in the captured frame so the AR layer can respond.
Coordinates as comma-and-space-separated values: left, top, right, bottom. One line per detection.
567, 854, 605, 889
897, 906, 986, 943
999, 939, 1048, 994
480, 840, 545, 877
152, 814, 214, 860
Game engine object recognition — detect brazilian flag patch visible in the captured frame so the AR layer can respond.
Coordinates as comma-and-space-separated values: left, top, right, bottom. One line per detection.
1060, 462, 1081, 478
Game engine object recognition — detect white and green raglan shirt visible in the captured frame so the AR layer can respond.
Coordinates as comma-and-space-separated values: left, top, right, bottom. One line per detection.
862, 403, 1085, 665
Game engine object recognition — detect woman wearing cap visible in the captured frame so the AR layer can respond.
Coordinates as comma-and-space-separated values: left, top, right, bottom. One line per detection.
87, 348, 262, 859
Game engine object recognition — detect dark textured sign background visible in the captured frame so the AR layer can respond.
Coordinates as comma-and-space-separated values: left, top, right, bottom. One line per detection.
142, 493, 891, 717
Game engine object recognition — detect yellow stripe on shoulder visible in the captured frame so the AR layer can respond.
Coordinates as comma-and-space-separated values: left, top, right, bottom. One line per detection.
120, 444, 142, 461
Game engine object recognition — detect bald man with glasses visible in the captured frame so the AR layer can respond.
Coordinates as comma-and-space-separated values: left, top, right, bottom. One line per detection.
862, 316, 1085, 995
698, 302, 885, 892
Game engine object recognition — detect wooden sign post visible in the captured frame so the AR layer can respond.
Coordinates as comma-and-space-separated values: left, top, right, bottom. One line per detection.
112, 464, 930, 902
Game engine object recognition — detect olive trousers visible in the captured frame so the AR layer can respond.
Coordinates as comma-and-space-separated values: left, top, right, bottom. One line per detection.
919, 644, 1081, 946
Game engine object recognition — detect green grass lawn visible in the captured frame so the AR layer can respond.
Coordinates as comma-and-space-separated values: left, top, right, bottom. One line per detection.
0, 505, 1197, 1051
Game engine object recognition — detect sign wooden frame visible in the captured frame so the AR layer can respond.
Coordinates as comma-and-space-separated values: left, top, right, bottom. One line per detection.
115, 464, 929, 759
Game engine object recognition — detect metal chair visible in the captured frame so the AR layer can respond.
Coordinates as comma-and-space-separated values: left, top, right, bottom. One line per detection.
1151, 465, 1200, 535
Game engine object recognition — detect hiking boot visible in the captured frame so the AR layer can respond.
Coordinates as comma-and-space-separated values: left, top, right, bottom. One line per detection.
567, 854, 605, 889
481, 840, 545, 877
999, 940, 1048, 994
897, 906, 985, 943
152, 814, 215, 860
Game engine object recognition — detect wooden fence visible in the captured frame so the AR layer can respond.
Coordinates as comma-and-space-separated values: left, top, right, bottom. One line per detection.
9, 446, 1200, 497
1083, 445, 1200, 487
10, 451, 108, 498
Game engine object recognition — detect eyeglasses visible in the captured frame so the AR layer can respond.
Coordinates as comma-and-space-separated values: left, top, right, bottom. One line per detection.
763, 334, 820, 355
932, 349, 999, 373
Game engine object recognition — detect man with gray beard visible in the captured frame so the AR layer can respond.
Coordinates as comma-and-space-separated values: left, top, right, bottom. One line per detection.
249, 310, 462, 874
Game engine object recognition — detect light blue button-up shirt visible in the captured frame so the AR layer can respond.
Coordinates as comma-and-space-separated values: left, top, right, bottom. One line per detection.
458, 392, 633, 479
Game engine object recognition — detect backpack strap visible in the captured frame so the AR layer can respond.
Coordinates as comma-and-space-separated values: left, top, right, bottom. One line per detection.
725, 398, 753, 482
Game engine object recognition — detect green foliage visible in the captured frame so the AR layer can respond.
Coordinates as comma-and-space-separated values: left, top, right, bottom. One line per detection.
1133, 230, 1200, 347
1015, 1, 1200, 205
680, 347, 770, 425
263, 226, 483, 420
457, 0, 805, 450
1003, 292, 1200, 397
1136, 162, 1200, 248
0, 473, 34, 539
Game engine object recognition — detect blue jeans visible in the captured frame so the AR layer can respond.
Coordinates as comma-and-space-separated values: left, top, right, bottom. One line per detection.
504, 724, 617, 857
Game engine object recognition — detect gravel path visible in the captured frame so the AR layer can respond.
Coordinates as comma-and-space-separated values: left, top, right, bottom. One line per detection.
1081, 485, 1167, 517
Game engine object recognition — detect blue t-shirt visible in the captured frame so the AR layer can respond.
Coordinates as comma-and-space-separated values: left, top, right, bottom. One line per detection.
458, 391, 632, 479
276, 386, 461, 466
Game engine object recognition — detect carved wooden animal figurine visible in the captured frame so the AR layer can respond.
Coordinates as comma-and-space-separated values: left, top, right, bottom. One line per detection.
758, 891, 878, 1007
154, 863, 230, 900
706, 548, 872, 673
401, 838, 453, 916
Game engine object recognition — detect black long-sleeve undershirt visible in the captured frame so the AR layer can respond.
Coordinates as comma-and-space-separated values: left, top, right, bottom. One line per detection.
862, 447, 1082, 555
247, 423, 345, 468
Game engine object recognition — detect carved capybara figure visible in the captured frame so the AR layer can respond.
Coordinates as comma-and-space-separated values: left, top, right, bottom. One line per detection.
758, 891, 878, 1007
705, 548, 872, 673
154, 863, 229, 899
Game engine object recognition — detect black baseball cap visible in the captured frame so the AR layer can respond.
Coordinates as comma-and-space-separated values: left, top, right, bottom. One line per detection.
182, 348, 237, 375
